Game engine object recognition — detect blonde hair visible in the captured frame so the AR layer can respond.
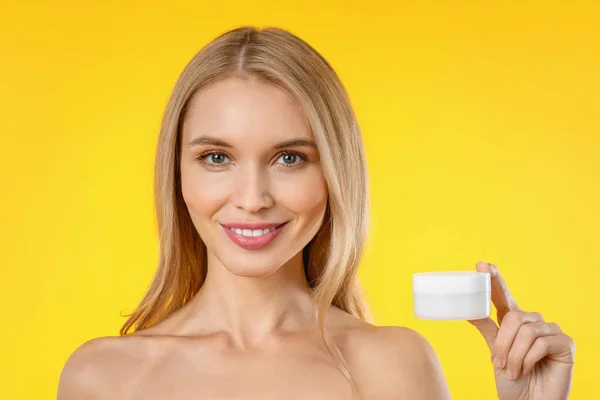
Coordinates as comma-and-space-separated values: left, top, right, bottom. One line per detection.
121, 25, 372, 396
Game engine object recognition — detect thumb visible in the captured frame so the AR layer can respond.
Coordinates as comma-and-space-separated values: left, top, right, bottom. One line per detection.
468, 317, 499, 353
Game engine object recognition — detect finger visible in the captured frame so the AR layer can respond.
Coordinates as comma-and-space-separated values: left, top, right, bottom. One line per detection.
505, 322, 562, 380
493, 310, 545, 369
522, 333, 576, 376
468, 317, 499, 353
475, 261, 519, 323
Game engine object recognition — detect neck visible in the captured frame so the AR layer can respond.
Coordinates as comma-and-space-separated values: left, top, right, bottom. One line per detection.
182, 251, 319, 348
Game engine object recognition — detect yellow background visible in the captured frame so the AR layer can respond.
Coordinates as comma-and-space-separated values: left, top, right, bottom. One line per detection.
1, 1, 598, 398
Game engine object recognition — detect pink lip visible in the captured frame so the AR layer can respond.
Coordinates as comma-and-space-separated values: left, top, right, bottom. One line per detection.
221, 221, 285, 230
222, 222, 288, 251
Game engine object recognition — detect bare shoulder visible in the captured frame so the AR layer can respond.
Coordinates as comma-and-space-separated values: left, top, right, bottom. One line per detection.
352, 324, 443, 362
332, 319, 452, 399
57, 335, 145, 399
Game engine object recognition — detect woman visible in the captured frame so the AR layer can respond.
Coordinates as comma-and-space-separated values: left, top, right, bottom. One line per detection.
58, 26, 575, 399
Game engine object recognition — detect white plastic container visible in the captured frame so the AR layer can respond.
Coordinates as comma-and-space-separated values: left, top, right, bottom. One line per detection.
412, 271, 491, 320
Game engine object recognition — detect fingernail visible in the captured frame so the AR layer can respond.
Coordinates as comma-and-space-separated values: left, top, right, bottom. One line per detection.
505, 370, 514, 380
492, 355, 503, 368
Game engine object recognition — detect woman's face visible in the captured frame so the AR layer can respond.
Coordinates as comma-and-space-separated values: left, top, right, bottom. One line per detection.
180, 77, 328, 278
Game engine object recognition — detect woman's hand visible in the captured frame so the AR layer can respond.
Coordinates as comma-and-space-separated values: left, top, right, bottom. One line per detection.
468, 261, 575, 400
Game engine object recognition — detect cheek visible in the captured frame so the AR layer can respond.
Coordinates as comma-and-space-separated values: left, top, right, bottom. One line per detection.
180, 168, 229, 217
276, 169, 328, 215
181, 164, 328, 218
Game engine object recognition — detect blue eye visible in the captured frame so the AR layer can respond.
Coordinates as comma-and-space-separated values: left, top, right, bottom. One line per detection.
197, 152, 229, 167
279, 153, 299, 165
196, 151, 307, 170
207, 153, 228, 164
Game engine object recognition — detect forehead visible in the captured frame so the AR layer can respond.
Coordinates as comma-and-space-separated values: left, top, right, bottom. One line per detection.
182, 77, 312, 145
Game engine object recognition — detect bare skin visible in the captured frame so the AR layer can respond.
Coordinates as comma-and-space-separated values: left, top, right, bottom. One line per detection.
57, 77, 451, 399
58, 302, 450, 399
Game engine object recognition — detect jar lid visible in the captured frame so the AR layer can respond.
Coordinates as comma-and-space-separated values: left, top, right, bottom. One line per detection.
413, 271, 491, 294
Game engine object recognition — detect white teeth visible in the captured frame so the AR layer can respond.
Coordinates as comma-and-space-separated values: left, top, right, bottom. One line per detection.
230, 226, 277, 237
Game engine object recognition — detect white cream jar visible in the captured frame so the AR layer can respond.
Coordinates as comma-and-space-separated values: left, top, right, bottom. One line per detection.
412, 271, 491, 320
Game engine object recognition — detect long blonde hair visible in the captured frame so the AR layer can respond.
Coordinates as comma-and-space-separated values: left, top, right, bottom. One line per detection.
121, 25, 372, 395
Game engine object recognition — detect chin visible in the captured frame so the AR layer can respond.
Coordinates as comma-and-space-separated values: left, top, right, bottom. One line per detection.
222, 255, 284, 278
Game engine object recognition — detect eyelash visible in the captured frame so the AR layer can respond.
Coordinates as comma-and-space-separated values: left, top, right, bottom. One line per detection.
196, 151, 308, 170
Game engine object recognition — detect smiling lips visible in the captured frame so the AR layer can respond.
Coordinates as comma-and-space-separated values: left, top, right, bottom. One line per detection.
221, 221, 288, 250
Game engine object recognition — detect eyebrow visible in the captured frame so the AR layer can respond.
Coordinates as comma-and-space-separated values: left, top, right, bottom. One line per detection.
185, 136, 317, 150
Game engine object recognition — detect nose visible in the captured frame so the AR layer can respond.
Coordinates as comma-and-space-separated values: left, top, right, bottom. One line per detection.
230, 165, 274, 213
